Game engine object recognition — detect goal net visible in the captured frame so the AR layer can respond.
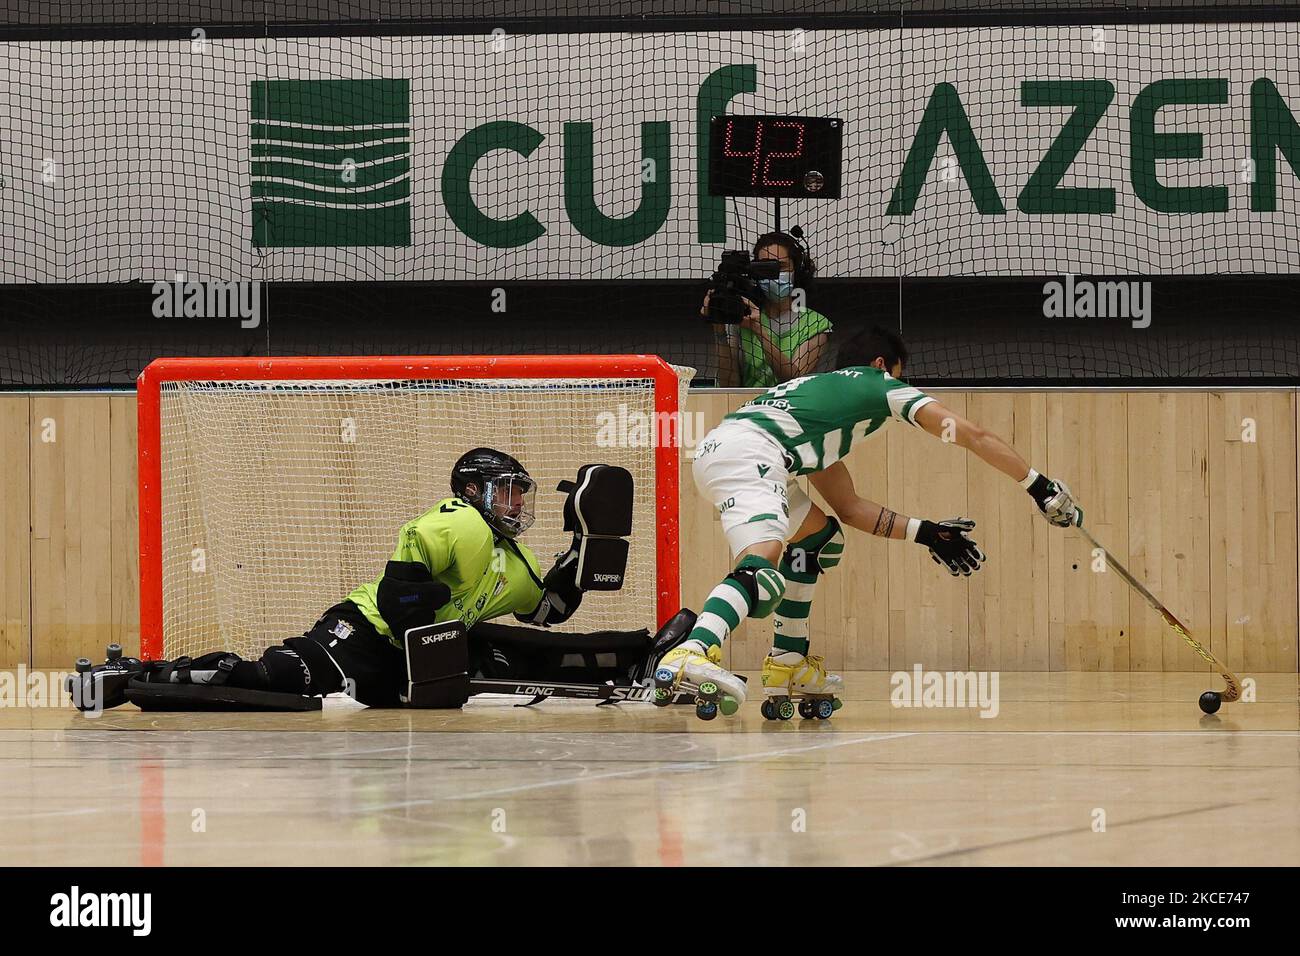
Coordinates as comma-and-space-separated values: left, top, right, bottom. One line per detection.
138, 355, 692, 661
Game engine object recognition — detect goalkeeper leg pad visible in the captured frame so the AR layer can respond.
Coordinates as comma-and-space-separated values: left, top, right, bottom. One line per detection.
557, 464, 633, 591
469, 620, 653, 684
403, 621, 470, 708
124, 653, 322, 712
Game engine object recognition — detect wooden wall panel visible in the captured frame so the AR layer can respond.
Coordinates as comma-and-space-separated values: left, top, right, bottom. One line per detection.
1207, 393, 1297, 673
965, 393, 1051, 671
807, 437, 891, 672
1125, 394, 1212, 671
29, 397, 115, 668
886, 394, 971, 672
0, 396, 31, 668
2, 390, 1296, 674
109, 396, 140, 657
1046, 393, 1131, 671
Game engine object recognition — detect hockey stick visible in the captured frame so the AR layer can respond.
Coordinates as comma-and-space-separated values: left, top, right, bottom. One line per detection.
469, 677, 705, 707
1076, 524, 1240, 703
469, 674, 748, 708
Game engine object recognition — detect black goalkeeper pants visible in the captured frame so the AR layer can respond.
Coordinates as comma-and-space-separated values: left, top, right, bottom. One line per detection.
290, 601, 408, 708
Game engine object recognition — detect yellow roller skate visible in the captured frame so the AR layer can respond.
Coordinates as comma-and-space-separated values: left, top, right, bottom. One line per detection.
652, 642, 746, 721
761, 652, 843, 721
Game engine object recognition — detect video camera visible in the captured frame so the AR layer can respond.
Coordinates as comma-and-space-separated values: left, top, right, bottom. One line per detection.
704, 250, 781, 324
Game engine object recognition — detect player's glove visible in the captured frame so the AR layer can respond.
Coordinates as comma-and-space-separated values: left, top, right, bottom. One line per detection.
915, 518, 985, 576
517, 548, 583, 627
1024, 470, 1082, 528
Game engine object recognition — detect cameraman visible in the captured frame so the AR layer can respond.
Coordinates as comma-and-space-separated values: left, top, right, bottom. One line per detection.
703, 230, 833, 388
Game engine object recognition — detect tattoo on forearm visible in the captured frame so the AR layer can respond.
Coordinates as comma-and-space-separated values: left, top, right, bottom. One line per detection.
872, 509, 898, 537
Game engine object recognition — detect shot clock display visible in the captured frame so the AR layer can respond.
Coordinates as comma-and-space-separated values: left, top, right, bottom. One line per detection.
708, 115, 842, 199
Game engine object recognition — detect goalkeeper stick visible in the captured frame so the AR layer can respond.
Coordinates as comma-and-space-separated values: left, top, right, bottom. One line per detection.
1075, 523, 1240, 702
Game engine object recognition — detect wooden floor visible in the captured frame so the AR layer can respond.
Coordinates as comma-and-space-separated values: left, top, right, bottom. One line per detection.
1, 672, 1296, 866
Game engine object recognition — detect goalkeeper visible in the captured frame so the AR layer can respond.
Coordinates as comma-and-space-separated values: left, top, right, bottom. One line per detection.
74, 448, 654, 710
660, 326, 1083, 718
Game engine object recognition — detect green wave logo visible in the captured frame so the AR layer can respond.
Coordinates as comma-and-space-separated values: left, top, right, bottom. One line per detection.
251, 79, 411, 247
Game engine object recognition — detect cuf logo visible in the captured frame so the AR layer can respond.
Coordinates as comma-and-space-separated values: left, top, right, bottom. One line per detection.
251, 79, 411, 247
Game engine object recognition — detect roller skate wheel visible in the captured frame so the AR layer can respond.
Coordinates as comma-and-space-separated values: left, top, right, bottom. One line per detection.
798, 700, 816, 719
777, 698, 796, 721
696, 700, 718, 721
815, 698, 835, 720
652, 686, 673, 707
105, 643, 123, 661
697, 680, 719, 701
761, 699, 779, 721
75, 658, 93, 674
719, 695, 739, 717
653, 667, 675, 689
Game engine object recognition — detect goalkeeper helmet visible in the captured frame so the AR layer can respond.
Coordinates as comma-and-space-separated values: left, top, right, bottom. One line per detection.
450, 447, 537, 538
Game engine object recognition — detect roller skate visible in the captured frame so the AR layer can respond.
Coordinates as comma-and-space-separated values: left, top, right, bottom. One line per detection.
650, 641, 746, 721
760, 651, 843, 721
64, 643, 155, 712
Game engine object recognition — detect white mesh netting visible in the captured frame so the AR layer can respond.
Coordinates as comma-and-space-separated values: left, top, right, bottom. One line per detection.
157, 366, 692, 659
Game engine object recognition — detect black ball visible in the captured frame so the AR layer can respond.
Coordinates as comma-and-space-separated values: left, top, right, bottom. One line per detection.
1199, 691, 1222, 714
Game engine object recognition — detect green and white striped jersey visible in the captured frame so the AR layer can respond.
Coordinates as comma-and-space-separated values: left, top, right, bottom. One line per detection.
722, 367, 935, 475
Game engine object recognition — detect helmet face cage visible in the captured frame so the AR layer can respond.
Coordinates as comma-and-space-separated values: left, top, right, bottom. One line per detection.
449, 448, 536, 538
479, 473, 536, 538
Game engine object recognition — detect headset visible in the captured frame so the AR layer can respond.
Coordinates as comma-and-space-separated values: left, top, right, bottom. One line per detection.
752, 225, 817, 291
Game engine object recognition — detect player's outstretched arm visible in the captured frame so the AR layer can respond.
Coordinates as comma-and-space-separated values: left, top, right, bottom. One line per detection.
914, 400, 1030, 482
809, 462, 984, 575
912, 400, 1082, 527
809, 462, 910, 539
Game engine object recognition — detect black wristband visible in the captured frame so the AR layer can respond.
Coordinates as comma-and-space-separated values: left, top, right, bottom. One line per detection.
914, 519, 940, 548
1027, 472, 1054, 505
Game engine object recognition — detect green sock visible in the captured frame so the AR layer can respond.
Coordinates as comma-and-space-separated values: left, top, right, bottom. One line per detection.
771, 553, 818, 657
688, 575, 753, 649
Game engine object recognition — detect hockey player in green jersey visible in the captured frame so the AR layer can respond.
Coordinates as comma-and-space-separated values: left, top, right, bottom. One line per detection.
659, 326, 1082, 719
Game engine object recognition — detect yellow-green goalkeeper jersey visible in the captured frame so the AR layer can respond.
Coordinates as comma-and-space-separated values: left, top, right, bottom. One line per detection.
347, 496, 545, 646
722, 367, 936, 475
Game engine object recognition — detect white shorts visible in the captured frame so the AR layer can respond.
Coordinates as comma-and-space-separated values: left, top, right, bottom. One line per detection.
692, 419, 814, 558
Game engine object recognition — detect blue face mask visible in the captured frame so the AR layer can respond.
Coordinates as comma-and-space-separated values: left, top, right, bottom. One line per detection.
758, 271, 794, 301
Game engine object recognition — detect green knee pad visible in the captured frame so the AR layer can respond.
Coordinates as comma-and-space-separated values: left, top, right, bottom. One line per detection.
783, 516, 845, 576
727, 555, 787, 619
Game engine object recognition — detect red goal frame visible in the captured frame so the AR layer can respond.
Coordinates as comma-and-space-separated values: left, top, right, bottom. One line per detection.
137, 354, 685, 660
